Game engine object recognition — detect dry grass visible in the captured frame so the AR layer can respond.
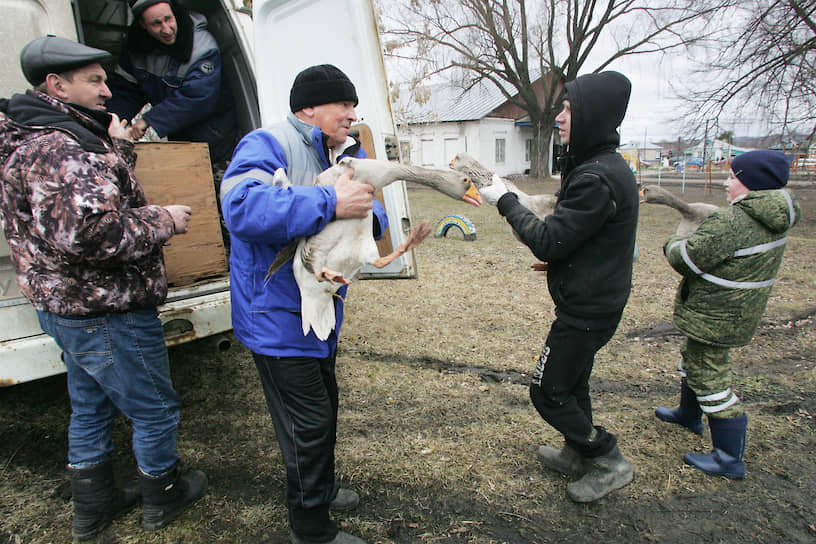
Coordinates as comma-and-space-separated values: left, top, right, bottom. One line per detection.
1, 176, 814, 544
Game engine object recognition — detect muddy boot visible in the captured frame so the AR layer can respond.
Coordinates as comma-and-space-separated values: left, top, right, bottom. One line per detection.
655, 380, 704, 434
684, 413, 747, 479
536, 444, 586, 478
139, 462, 208, 530
290, 530, 366, 544
566, 444, 634, 503
67, 460, 140, 541
329, 487, 359, 512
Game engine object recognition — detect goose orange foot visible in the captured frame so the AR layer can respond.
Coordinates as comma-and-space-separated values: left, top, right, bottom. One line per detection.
316, 268, 351, 284
372, 221, 431, 268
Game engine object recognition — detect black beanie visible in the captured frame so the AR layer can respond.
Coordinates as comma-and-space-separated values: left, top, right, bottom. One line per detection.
289, 64, 358, 112
731, 150, 789, 191
130, 0, 168, 19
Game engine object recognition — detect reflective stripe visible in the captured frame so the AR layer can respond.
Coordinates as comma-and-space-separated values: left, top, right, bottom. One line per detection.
677, 358, 687, 378
697, 388, 732, 402
734, 237, 787, 257
780, 189, 797, 228
675, 239, 776, 289
700, 274, 775, 289
698, 389, 739, 413
219, 168, 280, 203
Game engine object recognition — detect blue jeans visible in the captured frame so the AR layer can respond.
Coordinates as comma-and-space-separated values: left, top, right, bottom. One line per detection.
37, 309, 181, 476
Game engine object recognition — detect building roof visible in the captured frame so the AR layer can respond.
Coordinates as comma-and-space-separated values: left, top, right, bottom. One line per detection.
395, 79, 510, 124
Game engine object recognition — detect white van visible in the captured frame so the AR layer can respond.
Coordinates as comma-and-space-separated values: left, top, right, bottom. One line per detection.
0, 0, 420, 385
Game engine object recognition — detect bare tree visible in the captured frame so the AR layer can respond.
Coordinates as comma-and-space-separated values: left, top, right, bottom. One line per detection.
680, 0, 816, 144
379, 0, 726, 177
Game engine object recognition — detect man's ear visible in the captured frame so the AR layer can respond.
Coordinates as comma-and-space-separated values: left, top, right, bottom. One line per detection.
44, 73, 68, 101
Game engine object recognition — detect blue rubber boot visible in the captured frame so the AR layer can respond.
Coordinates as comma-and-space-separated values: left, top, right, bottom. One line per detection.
684, 413, 747, 479
655, 380, 704, 434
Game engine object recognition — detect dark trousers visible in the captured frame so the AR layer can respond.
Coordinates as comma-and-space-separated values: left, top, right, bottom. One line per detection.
529, 318, 618, 458
252, 353, 340, 541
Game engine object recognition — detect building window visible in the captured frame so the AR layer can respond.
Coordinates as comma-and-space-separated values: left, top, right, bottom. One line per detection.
400, 141, 411, 163
421, 139, 435, 166
525, 139, 533, 162
495, 138, 506, 164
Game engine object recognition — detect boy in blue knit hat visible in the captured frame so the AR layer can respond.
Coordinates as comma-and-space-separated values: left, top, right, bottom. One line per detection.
656, 149, 800, 478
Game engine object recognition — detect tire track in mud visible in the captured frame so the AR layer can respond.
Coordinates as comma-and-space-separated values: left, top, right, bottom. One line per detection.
344, 310, 815, 417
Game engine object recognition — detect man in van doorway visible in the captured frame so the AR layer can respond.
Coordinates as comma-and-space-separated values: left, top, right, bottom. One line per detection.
220, 64, 383, 544
107, 0, 238, 166
0, 35, 207, 540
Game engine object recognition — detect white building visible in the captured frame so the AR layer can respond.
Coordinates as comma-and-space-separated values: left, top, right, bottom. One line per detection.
394, 79, 559, 177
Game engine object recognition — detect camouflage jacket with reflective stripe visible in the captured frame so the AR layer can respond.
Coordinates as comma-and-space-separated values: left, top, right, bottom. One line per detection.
0, 91, 175, 315
664, 189, 800, 346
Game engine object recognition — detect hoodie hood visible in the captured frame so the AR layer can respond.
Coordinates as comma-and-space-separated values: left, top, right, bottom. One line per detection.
561, 71, 631, 167
734, 189, 799, 234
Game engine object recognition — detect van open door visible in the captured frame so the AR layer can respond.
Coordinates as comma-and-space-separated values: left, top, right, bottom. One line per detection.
0, 0, 418, 385
252, 0, 419, 279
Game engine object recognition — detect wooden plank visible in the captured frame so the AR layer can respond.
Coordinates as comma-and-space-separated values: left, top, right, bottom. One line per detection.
133, 142, 228, 287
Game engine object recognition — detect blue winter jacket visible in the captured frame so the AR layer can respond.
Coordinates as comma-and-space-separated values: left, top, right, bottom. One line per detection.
107, 11, 237, 162
220, 113, 388, 357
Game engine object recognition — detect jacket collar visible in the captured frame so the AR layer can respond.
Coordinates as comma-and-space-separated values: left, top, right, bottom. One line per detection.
6, 90, 111, 153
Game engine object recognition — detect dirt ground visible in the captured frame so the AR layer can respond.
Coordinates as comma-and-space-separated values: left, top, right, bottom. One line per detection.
1, 174, 814, 544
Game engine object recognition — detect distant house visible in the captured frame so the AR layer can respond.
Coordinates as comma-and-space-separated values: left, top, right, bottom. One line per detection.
618, 142, 664, 167
685, 138, 750, 161
393, 77, 561, 177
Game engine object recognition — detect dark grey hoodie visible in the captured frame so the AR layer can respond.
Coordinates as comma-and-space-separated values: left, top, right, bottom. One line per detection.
497, 71, 639, 329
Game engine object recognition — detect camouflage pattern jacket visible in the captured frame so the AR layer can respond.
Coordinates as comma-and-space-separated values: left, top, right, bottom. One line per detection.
664, 189, 800, 347
0, 90, 175, 315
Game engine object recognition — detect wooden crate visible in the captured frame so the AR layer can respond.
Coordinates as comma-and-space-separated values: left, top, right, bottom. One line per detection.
134, 142, 228, 287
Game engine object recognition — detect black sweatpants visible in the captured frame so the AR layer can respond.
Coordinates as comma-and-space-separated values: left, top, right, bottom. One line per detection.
253, 352, 340, 541
529, 317, 619, 458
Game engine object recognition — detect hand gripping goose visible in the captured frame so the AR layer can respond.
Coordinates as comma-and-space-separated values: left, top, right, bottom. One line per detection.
266, 157, 482, 340
450, 152, 557, 217
450, 151, 556, 270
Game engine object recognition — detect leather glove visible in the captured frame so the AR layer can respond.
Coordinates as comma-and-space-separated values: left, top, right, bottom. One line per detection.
480, 174, 509, 206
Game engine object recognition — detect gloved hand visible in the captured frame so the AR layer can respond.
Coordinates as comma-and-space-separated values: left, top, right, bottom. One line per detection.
480, 174, 509, 206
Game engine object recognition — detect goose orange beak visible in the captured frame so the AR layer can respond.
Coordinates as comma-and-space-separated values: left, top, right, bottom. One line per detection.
463, 182, 482, 206
639, 187, 646, 203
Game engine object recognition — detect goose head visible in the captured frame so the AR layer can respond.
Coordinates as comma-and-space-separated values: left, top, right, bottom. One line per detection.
640, 185, 686, 208
449, 152, 494, 189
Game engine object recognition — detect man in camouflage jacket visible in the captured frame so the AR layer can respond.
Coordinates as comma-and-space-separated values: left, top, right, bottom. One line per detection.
0, 36, 205, 539
656, 149, 800, 479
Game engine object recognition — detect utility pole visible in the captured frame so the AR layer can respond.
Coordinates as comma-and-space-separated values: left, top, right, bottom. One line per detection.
703, 119, 711, 195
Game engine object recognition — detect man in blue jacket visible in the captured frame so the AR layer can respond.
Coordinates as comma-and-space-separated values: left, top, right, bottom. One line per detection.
219, 64, 385, 544
107, 0, 238, 164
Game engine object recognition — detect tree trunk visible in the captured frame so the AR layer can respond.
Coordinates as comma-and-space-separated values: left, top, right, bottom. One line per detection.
529, 119, 553, 179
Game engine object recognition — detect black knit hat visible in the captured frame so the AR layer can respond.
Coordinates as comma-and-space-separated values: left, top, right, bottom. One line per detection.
731, 150, 789, 191
289, 64, 358, 112
129, 0, 168, 19
20, 35, 112, 86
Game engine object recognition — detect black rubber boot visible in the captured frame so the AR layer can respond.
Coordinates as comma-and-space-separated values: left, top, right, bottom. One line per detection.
655, 379, 704, 434
67, 461, 140, 541
139, 462, 208, 530
685, 413, 747, 479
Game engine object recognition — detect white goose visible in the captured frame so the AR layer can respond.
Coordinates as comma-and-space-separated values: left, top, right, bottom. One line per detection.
450, 152, 557, 217
268, 157, 482, 340
639, 185, 720, 237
